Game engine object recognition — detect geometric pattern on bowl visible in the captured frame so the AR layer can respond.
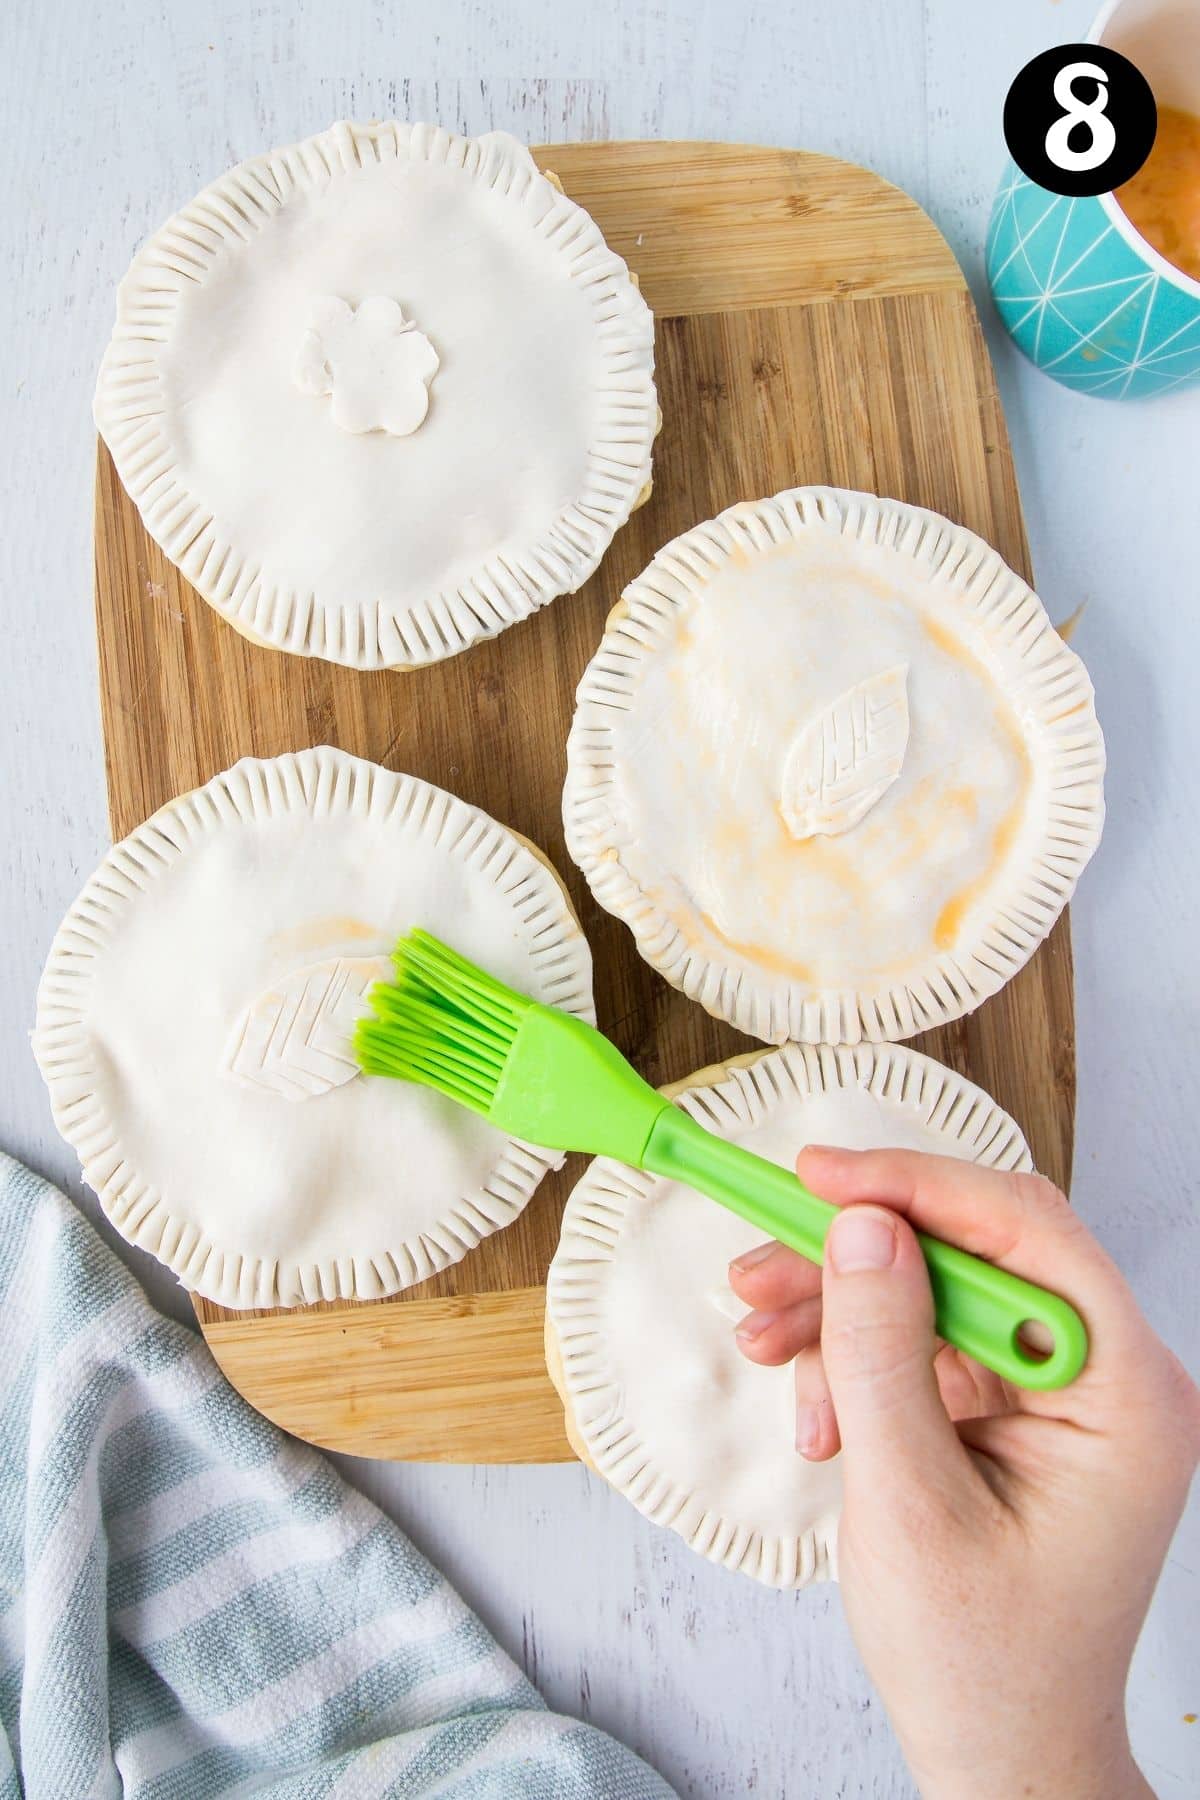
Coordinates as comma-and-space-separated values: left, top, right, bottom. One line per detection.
987, 161, 1200, 400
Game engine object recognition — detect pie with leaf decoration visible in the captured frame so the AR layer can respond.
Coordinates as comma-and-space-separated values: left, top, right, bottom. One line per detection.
563, 487, 1105, 1045
33, 748, 594, 1309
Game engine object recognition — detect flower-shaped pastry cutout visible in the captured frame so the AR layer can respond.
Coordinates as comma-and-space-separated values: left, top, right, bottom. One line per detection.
294, 296, 439, 436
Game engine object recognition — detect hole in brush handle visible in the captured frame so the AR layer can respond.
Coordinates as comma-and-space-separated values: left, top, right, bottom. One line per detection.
920, 1232, 1088, 1390
1015, 1319, 1055, 1362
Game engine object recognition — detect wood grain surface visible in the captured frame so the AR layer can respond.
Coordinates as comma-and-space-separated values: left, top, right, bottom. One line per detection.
94, 139, 1074, 1463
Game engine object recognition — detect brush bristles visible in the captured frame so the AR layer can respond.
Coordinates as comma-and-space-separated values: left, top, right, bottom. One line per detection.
354, 928, 532, 1114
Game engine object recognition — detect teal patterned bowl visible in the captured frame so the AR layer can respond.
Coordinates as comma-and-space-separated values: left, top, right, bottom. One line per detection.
987, 163, 1200, 399
987, 0, 1200, 400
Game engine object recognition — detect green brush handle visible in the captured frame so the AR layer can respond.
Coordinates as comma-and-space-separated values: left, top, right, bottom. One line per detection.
641, 1106, 1088, 1391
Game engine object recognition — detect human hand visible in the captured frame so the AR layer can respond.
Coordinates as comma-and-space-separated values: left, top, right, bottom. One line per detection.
729, 1148, 1199, 1799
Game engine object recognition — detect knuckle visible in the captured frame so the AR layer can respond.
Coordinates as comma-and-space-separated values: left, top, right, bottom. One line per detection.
1007, 1170, 1071, 1220
1117, 1350, 1200, 1482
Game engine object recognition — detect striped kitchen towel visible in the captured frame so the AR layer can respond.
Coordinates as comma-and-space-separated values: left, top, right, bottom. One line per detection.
0, 1153, 675, 1799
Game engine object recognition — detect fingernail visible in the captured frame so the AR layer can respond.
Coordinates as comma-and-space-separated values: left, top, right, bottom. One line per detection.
731, 1241, 779, 1273
735, 1310, 777, 1342
828, 1207, 897, 1273
795, 1404, 821, 1456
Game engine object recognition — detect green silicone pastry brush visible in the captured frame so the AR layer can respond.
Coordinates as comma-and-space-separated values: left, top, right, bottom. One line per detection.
355, 928, 1088, 1391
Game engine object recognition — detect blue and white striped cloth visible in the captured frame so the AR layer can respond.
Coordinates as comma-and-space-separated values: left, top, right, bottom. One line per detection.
0, 1153, 674, 1799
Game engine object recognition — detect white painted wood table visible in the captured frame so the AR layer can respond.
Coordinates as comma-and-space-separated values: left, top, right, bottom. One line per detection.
2, 0, 1196, 1793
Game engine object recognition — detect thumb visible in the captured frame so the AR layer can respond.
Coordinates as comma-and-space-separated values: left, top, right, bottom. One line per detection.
821, 1205, 972, 1496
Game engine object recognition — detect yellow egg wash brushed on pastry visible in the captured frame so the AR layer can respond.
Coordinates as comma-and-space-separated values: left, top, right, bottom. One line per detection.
683, 618, 1025, 970
671, 619, 696, 657
648, 867, 817, 984
769, 812, 868, 902
845, 775, 978, 888
697, 910, 814, 985
1049, 698, 1091, 723
944, 784, 980, 823
674, 623, 1029, 980
775, 772, 981, 920
269, 915, 383, 955
916, 616, 1038, 771
563, 489, 1104, 1046
769, 547, 907, 608
921, 612, 980, 668
934, 780, 1027, 951
691, 813, 860, 987
707, 811, 754, 862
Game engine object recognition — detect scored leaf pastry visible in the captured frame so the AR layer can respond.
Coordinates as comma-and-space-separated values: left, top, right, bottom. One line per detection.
564, 487, 1105, 1044
33, 748, 593, 1308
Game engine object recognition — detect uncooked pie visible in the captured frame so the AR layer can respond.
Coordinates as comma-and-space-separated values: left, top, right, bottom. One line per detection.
33, 747, 594, 1307
563, 487, 1105, 1044
545, 1040, 1033, 1587
94, 122, 657, 669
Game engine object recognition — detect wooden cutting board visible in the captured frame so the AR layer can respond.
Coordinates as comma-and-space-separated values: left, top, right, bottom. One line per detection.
94, 140, 1075, 1463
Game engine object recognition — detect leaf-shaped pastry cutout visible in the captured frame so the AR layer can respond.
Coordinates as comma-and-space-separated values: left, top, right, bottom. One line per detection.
222, 956, 393, 1102
781, 665, 910, 840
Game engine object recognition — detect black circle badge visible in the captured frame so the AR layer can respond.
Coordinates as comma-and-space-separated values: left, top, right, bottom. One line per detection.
1003, 43, 1156, 196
